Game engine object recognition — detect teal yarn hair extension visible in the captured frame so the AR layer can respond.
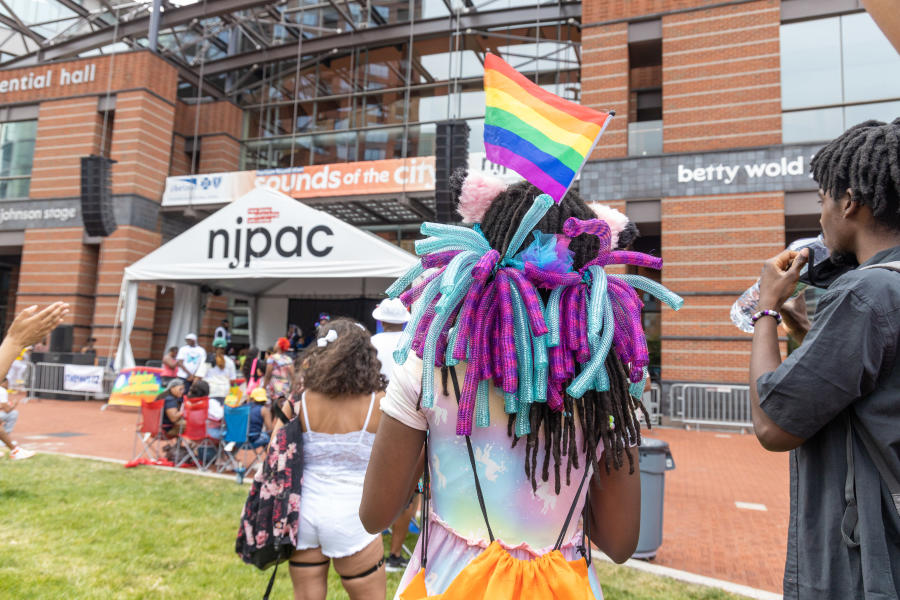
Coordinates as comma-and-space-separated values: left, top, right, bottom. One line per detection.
614, 274, 684, 311
546, 286, 565, 348
503, 194, 554, 261
414, 235, 472, 256
439, 251, 480, 296
509, 284, 534, 437
420, 280, 471, 408
504, 392, 517, 415
475, 379, 491, 428
386, 262, 425, 298
436, 259, 478, 313
567, 267, 614, 398
393, 272, 444, 366
421, 222, 491, 253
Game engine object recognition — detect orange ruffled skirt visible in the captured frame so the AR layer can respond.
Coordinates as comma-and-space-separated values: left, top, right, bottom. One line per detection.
399, 540, 593, 600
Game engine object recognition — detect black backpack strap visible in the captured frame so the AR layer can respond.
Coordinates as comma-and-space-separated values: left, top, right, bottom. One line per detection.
554, 463, 591, 551
262, 561, 279, 600
420, 432, 431, 568
448, 366, 495, 542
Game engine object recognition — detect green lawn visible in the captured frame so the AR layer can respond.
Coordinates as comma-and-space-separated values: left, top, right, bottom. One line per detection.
0, 455, 742, 599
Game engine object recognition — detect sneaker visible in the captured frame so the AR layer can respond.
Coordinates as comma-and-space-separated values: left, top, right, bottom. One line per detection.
385, 554, 408, 573
225, 441, 236, 452
10, 447, 35, 460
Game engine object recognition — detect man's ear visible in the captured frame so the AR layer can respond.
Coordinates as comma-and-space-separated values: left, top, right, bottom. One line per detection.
842, 188, 861, 218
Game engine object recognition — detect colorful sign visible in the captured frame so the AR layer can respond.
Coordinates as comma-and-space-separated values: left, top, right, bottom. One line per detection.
108, 366, 165, 408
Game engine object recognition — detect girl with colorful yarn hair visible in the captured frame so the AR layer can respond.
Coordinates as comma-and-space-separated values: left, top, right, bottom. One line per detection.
360, 168, 682, 599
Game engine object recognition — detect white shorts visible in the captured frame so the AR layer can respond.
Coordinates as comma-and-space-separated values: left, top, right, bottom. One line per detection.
296, 475, 379, 558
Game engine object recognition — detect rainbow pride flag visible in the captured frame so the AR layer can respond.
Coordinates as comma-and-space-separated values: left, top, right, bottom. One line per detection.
483, 53, 614, 202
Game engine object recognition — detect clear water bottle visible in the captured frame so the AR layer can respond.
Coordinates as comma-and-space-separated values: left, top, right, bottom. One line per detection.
730, 235, 829, 333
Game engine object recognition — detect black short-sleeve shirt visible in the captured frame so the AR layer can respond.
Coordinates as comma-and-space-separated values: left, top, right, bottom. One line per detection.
161, 394, 182, 430
757, 246, 900, 599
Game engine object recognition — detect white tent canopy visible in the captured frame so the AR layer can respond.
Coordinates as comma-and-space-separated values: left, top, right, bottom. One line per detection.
115, 187, 417, 369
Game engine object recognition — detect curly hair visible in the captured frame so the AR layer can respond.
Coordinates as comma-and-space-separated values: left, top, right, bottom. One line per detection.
299, 318, 386, 397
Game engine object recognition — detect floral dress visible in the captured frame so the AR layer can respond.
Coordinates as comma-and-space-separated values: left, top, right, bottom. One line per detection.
381, 355, 604, 599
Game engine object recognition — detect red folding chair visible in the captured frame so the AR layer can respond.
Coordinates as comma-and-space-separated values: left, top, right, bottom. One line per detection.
175, 397, 217, 471
132, 397, 166, 462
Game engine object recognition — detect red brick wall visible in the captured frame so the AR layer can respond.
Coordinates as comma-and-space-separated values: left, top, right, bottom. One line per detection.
172, 100, 243, 174
30, 99, 103, 199
662, 0, 782, 152
660, 192, 785, 383
582, 23, 629, 159
110, 90, 176, 200
584, 0, 742, 24
16, 229, 99, 348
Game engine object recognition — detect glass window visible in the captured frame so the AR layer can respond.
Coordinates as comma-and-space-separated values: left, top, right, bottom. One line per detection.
0, 120, 36, 200
841, 13, 900, 104
313, 131, 357, 164
780, 17, 842, 110
782, 107, 844, 144
844, 100, 900, 128
627, 120, 663, 156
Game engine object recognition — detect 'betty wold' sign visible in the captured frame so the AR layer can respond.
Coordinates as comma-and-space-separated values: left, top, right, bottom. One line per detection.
580, 143, 823, 201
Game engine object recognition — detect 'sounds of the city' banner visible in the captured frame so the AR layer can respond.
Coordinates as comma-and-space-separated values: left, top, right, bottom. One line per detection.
162, 157, 436, 207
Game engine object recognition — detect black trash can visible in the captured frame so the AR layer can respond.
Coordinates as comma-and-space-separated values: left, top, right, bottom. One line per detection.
634, 437, 675, 559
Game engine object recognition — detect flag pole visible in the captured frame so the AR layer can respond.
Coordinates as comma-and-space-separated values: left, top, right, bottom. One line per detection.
557, 109, 615, 202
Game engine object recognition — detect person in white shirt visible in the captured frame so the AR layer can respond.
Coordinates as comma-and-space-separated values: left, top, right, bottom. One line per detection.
203, 337, 236, 422
175, 333, 206, 391
369, 298, 410, 381
368, 297, 416, 572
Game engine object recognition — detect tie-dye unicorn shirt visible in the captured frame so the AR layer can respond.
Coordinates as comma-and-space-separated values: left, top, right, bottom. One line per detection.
381, 355, 604, 599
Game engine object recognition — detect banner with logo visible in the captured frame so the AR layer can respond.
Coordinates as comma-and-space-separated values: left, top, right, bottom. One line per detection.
62, 365, 105, 393
162, 154, 523, 208
163, 156, 436, 207
108, 366, 165, 408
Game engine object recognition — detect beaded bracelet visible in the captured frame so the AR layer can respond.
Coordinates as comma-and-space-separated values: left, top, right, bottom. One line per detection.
751, 309, 782, 326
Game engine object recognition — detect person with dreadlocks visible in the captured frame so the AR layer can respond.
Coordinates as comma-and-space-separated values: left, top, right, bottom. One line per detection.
750, 119, 900, 599
360, 167, 682, 599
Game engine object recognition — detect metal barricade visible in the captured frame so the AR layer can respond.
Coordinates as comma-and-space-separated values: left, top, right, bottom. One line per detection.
667, 383, 752, 429
641, 382, 662, 426
27, 362, 113, 401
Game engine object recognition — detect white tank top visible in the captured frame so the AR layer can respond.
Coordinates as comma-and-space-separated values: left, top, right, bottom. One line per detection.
301, 392, 376, 487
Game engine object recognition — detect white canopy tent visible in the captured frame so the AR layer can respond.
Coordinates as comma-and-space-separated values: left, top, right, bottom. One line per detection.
115, 187, 418, 369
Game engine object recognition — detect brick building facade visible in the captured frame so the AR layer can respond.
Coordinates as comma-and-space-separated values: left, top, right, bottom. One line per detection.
1, 51, 241, 362
578, 0, 897, 388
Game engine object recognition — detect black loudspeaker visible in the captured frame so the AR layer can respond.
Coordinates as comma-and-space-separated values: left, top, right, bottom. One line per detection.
81, 155, 117, 237
435, 120, 470, 223
49, 324, 74, 353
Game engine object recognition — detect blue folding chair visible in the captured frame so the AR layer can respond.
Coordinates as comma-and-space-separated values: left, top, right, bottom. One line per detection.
219, 404, 263, 480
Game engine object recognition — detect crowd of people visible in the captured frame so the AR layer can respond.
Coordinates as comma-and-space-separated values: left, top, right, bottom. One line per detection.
3, 119, 897, 600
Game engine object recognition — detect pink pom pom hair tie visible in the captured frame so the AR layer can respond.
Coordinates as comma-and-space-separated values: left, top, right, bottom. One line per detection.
457, 172, 508, 224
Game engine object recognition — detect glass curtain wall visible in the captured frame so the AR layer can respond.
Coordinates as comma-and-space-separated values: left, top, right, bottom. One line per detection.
781, 12, 900, 144
238, 1, 581, 170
